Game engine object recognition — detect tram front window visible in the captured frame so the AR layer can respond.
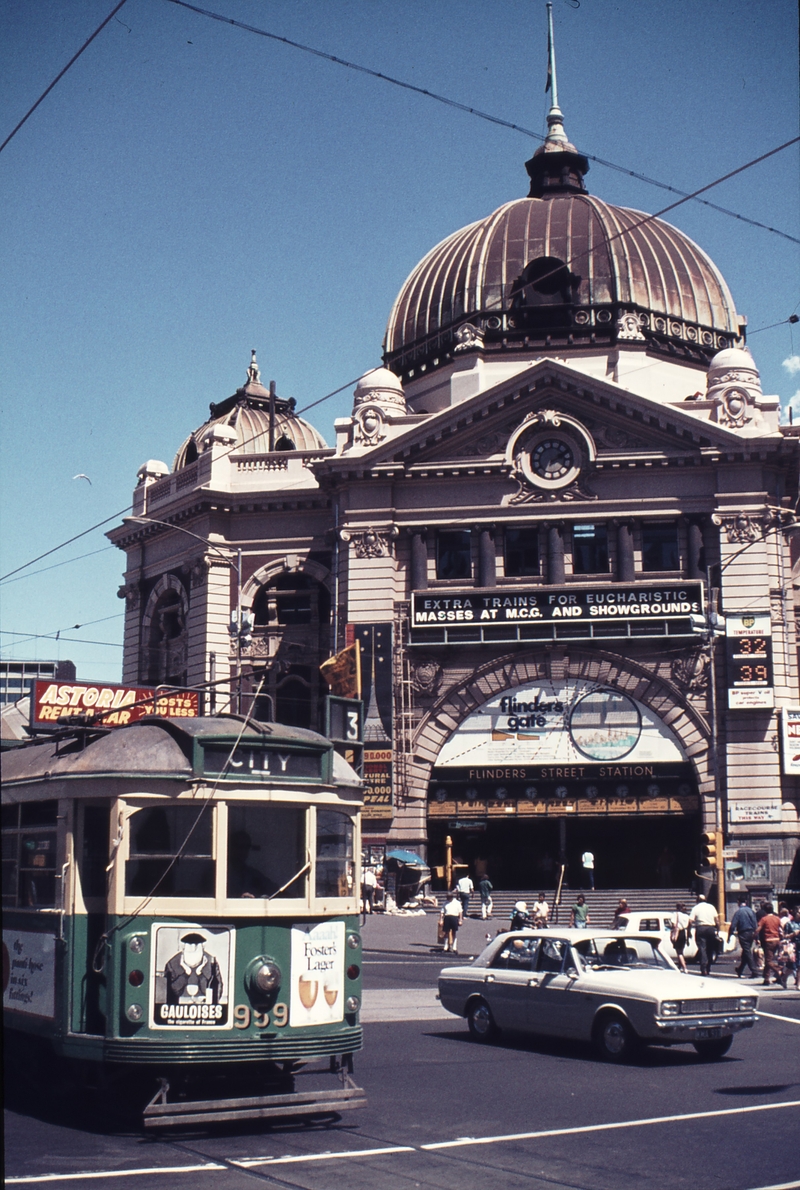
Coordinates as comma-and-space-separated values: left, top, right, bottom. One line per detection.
226, 806, 306, 899
316, 810, 354, 898
126, 806, 214, 898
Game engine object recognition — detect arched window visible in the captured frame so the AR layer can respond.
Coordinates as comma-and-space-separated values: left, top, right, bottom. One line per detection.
511, 256, 578, 308
252, 572, 330, 627
274, 434, 296, 452
143, 583, 188, 687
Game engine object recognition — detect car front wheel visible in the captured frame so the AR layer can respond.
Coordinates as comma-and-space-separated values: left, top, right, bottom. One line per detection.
692, 1035, 733, 1060
592, 1011, 638, 1062
467, 998, 498, 1043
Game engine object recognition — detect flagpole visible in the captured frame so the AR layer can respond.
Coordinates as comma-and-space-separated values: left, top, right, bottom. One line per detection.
546, 2, 558, 112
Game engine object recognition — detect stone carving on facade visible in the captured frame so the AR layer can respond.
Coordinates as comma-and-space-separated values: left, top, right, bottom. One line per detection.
180, 557, 209, 588
117, 582, 141, 610
410, 657, 443, 698
716, 386, 761, 430
671, 650, 709, 694
353, 405, 386, 447
615, 311, 646, 341
594, 424, 647, 451
509, 476, 597, 504
340, 525, 398, 558
711, 510, 773, 543
469, 430, 505, 457
453, 322, 485, 353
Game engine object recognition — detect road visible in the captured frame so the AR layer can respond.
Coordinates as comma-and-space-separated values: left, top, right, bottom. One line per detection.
5, 949, 800, 1190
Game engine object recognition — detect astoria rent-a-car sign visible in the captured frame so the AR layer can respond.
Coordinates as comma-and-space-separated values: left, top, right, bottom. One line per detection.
411, 582, 703, 628
31, 680, 199, 728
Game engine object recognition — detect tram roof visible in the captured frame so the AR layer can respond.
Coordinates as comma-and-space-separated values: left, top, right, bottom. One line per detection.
1, 715, 361, 789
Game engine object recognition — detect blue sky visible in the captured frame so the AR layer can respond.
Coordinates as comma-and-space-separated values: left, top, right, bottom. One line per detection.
1, 0, 798, 684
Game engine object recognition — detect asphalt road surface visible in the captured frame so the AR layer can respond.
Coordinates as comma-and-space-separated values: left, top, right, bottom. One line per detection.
5, 951, 800, 1190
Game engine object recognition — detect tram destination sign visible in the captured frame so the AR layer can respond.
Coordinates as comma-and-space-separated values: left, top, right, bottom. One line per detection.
31, 679, 199, 728
411, 583, 703, 629
202, 742, 323, 781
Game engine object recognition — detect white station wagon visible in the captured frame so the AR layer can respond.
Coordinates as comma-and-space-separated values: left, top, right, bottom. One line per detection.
438, 929, 758, 1061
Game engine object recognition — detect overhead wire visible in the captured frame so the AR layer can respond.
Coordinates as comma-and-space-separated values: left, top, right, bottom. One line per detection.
0, 546, 116, 587
164, 0, 800, 245
0, 0, 130, 155
0, 506, 132, 584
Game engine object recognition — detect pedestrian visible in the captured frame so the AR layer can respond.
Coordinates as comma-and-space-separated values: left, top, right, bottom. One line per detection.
669, 901, 690, 973
361, 867, 377, 920
442, 891, 463, 953
478, 874, 494, 920
581, 849, 595, 890
688, 893, 720, 976
456, 872, 474, 917
510, 901, 531, 931
756, 901, 783, 986
532, 892, 550, 928
784, 906, 800, 990
570, 894, 590, 928
610, 898, 630, 928
727, 895, 758, 978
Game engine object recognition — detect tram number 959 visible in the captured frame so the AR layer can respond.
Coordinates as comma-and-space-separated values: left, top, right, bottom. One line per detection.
233, 1003, 288, 1029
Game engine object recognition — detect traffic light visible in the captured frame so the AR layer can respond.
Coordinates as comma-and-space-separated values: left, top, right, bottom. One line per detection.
701, 830, 719, 868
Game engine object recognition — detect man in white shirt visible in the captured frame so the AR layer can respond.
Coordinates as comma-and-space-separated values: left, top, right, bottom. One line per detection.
581, 850, 595, 890
532, 893, 550, 928
688, 894, 719, 976
456, 874, 474, 917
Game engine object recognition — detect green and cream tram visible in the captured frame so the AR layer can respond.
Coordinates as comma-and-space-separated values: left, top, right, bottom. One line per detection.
1, 714, 365, 1126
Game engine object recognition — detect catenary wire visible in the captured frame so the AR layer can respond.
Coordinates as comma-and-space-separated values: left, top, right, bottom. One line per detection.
0, 631, 122, 648
0, 546, 116, 587
165, 0, 800, 245
0, 0, 130, 155
0, 505, 132, 584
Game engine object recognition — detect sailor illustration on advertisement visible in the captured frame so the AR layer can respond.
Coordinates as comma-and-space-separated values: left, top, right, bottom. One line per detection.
165, 932, 222, 1005
152, 925, 232, 1027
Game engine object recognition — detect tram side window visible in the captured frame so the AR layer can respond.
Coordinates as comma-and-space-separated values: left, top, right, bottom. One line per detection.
2, 801, 58, 908
316, 811, 354, 898
227, 806, 307, 899
81, 805, 111, 899
125, 806, 214, 898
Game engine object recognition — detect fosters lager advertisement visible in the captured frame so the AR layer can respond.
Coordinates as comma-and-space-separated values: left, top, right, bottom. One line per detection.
290, 921, 345, 1026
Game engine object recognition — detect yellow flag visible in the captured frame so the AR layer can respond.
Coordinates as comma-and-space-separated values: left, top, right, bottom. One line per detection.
319, 640, 361, 699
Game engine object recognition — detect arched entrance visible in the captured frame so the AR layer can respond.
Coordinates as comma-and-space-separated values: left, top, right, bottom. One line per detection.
408, 647, 711, 891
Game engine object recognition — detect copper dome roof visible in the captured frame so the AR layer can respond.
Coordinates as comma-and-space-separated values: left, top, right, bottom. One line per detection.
174, 352, 327, 470
383, 192, 741, 377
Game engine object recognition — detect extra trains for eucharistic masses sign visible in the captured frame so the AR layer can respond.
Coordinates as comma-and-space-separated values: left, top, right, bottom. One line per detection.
31, 679, 199, 728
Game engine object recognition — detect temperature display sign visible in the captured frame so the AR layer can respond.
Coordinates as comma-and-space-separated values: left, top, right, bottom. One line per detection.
726, 612, 774, 709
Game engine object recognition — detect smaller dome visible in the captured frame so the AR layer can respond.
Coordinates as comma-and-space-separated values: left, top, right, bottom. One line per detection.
137, 460, 169, 485
353, 367, 406, 417
706, 345, 761, 401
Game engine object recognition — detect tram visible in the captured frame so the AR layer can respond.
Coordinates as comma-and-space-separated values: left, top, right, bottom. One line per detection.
1, 713, 365, 1126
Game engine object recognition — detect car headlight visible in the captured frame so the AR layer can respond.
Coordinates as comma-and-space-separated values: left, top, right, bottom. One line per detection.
661, 1000, 680, 1017
737, 997, 757, 1011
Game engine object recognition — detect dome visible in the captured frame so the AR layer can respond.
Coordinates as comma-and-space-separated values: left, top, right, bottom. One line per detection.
384, 84, 741, 383
174, 352, 327, 470
353, 367, 406, 417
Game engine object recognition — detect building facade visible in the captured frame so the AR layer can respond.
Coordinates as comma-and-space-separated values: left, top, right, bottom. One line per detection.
109, 97, 800, 905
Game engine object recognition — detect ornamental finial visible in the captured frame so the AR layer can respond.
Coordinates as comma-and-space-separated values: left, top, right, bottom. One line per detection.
247, 349, 261, 385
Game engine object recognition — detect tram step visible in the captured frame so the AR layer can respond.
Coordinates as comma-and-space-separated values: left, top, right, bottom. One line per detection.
143, 1083, 367, 1128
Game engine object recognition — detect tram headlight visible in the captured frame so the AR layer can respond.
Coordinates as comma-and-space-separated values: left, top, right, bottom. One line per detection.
128, 936, 145, 955
126, 1003, 143, 1022
255, 961, 281, 994
345, 995, 360, 1014
346, 932, 361, 950
246, 957, 282, 1001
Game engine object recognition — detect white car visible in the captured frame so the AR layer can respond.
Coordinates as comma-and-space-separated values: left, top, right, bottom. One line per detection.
615, 912, 738, 962
438, 929, 758, 1062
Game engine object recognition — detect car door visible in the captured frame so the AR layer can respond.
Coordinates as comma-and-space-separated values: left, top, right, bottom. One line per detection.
525, 936, 581, 1038
481, 936, 540, 1030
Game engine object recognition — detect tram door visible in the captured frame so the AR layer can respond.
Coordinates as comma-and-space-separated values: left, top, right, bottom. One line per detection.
72, 804, 110, 1035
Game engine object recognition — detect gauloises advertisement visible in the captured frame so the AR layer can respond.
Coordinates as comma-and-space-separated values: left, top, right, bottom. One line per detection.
31, 680, 199, 728
150, 924, 233, 1029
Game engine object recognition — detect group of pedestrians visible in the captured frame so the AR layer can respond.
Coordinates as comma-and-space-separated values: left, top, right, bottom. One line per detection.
729, 898, 800, 987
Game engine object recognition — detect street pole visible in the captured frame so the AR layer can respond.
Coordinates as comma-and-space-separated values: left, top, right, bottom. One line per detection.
705, 574, 726, 923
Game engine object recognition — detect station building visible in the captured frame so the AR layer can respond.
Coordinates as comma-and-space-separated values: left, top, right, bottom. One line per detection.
108, 95, 800, 905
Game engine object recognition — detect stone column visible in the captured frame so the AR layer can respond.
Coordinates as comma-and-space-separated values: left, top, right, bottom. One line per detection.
547, 523, 565, 584
687, 519, 705, 580
477, 527, 496, 588
410, 530, 428, 591
616, 521, 635, 582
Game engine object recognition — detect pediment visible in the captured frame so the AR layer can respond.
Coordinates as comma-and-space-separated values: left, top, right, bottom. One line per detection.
327, 359, 780, 473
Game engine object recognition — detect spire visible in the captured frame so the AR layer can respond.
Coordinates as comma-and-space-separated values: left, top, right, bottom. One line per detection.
544, 2, 568, 146
525, 3, 589, 198
246, 348, 261, 386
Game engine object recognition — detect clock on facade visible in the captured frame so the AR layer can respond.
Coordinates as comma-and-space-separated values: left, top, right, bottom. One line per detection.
531, 438, 574, 480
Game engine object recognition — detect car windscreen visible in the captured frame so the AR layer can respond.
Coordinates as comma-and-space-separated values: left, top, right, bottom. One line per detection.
574, 935, 672, 970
